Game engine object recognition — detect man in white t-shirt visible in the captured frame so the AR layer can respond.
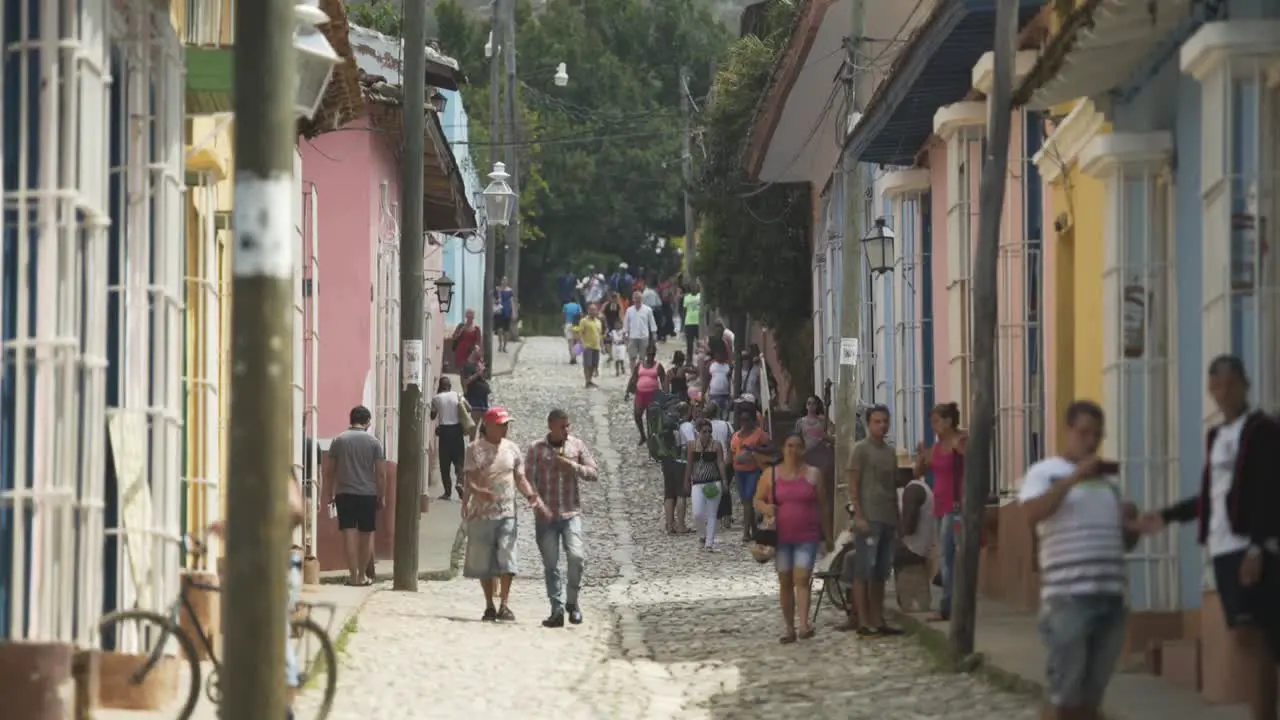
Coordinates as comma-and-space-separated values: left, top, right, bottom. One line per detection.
1018, 400, 1139, 719
624, 291, 657, 365
1134, 355, 1280, 720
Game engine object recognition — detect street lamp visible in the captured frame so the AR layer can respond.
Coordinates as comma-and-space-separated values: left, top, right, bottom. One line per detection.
862, 217, 896, 275
433, 272, 456, 313
554, 62, 569, 87
483, 162, 516, 227
293, 1, 341, 120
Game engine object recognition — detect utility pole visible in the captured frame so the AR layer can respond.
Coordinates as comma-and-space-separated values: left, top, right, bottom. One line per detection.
834, 0, 864, 530
224, 0, 295, 717
483, 0, 503, 373
950, 0, 1016, 659
392, 0, 428, 592
680, 68, 696, 281
502, 0, 521, 339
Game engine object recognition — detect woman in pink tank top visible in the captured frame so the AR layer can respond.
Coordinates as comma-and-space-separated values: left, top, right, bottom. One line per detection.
625, 344, 666, 444
914, 402, 966, 621
754, 433, 830, 643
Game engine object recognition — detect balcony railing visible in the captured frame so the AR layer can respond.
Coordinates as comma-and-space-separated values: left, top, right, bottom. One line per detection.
172, 0, 234, 47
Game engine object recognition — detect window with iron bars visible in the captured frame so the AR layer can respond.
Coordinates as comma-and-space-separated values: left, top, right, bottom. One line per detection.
892, 190, 929, 453
945, 125, 984, 424
994, 111, 1047, 497
104, 3, 186, 631
374, 182, 402, 459
1081, 129, 1178, 611
1188, 25, 1280, 426
184, 174, 226, 574
1, 0, 115, 644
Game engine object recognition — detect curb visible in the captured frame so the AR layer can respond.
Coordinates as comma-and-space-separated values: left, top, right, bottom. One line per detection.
896, 612, 1042, 699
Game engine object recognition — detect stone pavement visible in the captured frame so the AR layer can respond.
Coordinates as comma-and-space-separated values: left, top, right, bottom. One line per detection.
293, 337, 1039, 720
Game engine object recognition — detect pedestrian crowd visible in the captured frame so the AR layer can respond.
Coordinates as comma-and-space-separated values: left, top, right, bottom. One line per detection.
340, 259, 1280, 720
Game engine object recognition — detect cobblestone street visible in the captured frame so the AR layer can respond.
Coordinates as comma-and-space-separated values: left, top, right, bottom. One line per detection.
294, 337, 1039, 720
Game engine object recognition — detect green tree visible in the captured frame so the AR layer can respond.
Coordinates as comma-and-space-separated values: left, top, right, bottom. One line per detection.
435, 0, 730, 313
693, 0, 812, 398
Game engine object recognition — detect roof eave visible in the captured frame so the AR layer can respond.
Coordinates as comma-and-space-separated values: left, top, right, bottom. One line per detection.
740, 0, 838, 182
842, 0, 968, 164
1012, 0, 1105, 107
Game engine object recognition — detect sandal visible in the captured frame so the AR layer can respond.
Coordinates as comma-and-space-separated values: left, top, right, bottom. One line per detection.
798, 627, 816, 640
779, 630, 797, 644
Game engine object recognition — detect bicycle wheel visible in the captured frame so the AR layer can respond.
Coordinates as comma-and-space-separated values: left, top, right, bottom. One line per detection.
98, 608, 202, 720
291, 617, 338, 720
824, 545, 852, 612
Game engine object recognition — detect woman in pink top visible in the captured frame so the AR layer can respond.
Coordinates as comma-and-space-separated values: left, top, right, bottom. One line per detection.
625, 343, 666, 445
914, 402, 966, 621
755, 433, 830, 643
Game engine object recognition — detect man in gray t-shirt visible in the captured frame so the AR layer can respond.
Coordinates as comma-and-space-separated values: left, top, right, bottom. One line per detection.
846, 405, 904, 637
324, 405, 387, 585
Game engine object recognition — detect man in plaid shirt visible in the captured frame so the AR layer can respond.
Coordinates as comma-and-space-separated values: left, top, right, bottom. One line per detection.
526, 408, 599, 627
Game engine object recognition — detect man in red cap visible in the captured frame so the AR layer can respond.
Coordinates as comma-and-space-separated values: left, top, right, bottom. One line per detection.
462, 407, 547, 621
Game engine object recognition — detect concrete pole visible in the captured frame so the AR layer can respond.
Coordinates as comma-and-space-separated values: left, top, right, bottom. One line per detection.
483, 0, 503, 374
502, 0, 521, 338
392, 0, 428, 592
223, 0, 296, 716
834, 0, 865, 529
950, 0, 1016, 659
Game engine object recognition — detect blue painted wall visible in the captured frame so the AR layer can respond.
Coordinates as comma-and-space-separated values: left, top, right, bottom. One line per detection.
438, 89, 485, 325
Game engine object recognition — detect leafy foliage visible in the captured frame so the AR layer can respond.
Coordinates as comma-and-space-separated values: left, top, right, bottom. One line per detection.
346, 0, 402, 35
693, 0, 812, 394
428, 0, 731, 312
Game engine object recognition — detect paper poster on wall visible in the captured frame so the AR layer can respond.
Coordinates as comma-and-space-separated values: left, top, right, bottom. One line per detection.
109, 411, 154, 610
839, 338, 859, 367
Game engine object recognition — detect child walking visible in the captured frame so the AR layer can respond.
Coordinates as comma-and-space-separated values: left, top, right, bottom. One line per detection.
610, 322, 628, 376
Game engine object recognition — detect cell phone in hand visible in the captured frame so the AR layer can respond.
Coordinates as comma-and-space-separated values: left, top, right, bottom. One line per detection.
327, 502, 337, 519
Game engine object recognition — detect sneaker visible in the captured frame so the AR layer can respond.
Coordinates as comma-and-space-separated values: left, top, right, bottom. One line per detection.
496, 605, 516, 622
566, 604, 583, 625
542, 611, 566, 628
482, 606, 498, 622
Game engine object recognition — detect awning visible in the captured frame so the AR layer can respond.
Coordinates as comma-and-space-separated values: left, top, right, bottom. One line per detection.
845, 0, 1043, 167
1014, 0, 1196, 111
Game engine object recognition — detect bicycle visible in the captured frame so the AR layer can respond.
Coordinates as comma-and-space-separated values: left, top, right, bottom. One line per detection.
97, 535, 339, 720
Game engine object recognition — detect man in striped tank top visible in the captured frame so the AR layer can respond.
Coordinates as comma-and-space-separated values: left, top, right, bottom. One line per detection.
1017, 400, 1140, 720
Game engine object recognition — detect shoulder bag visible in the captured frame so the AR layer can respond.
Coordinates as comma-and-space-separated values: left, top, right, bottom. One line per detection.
458, 393, 476, 435
752, 467, 778, 547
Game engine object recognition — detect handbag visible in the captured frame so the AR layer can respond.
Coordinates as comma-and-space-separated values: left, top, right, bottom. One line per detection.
751, 468, 778, 547
458, 394, 476, 435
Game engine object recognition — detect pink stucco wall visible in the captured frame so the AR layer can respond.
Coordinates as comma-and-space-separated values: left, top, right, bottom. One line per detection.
300, 117, 445, 439
928, 139, 951, 407
302, 119, 379, 438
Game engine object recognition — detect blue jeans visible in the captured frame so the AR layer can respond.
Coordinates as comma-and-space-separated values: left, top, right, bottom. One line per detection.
938, 512, 959, 618
535, 515, 586, 613
1038, 594, 1127, 708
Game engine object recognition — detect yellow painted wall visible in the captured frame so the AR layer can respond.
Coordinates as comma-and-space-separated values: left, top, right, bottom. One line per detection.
1067, 164, 1106, 409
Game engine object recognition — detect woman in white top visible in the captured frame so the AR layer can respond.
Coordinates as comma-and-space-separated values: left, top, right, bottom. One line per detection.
704, 337, 733, 417
430, 377, 467, 501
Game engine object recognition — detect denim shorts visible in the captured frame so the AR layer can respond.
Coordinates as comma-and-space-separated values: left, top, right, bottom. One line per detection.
735, 469, 761, 504
1038, 594, 1127, 708
775, 541, 821, 573
851, 521, 896, 582
464, 516, 519, 579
